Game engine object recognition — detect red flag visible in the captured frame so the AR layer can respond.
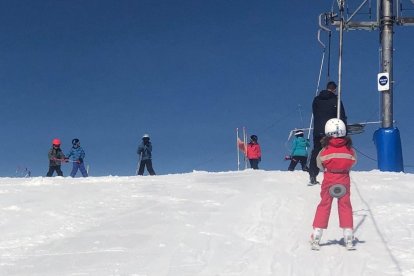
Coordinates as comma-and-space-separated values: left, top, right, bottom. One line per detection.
237, 138, 246, 153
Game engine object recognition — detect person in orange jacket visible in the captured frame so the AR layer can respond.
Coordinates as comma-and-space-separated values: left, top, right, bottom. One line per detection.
246, 135, 262, 170
310, 118, 357, 250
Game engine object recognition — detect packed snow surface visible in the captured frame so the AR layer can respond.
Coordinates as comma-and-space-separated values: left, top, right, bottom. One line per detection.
0, 170, 413, 276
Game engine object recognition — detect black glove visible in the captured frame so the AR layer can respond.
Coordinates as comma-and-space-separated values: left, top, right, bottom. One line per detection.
78, 158, 83, 163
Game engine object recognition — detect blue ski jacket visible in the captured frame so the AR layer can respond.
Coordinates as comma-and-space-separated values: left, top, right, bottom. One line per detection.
66, 146, 86, 162
291, 137, 310, 157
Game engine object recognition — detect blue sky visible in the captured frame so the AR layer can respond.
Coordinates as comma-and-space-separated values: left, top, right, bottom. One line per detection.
1, 0, 413, 177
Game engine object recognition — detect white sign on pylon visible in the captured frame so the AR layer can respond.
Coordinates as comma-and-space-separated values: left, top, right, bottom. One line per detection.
377, 72, 390, 92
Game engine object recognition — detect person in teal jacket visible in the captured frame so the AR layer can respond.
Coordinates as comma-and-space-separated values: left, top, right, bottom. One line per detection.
288, 130, 310, 171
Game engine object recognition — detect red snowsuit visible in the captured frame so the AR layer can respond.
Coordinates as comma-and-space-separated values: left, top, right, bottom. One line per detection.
312, 137, 357, 229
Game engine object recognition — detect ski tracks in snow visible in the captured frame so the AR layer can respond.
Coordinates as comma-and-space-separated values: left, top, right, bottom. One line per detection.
1, 171, 413, 275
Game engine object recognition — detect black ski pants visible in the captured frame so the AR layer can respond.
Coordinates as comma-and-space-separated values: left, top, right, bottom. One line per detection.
137, 159, 156, 176
249, 159, 259, 170
308, 136, 323, 179
46, 165, 63, 177
288, 156, 308, 171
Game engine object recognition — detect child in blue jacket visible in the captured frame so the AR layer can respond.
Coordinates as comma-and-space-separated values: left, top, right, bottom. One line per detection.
66, 138, 88, 177
288, 130, 310, 171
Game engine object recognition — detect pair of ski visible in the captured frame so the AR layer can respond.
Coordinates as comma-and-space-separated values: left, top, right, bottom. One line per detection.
310, 240, 356, 251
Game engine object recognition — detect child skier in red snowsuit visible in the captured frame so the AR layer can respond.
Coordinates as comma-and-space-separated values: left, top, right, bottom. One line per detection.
310, 118, 357, 250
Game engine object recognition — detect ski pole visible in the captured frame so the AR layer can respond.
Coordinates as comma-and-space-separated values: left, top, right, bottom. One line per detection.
136, 152, 143, 175
52, 158, 79, 163
51, 158, 68, 162
298, 104, 304, 127
65, 160, 79, 163
243, 127, 248, 169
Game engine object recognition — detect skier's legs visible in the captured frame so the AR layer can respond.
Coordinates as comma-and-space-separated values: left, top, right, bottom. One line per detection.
70, 163, 79, 177
79, 163, 88, 177
312, 184, 334, 229
137, 160, 145, 175
299, 156, 308, 171
46, 166, 55, 177
249, 159, 259, 169
56, 166, 63, 176
309, 136, 322, 179
288, 159, 298, 171
338, 185, 353, 228
146, 160, 156, 175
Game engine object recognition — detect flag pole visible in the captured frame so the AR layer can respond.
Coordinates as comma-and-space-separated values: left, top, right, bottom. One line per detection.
243, 127, 248, 169
236, 128, 240, 171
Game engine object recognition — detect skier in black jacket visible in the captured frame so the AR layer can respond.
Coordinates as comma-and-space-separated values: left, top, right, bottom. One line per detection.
308, 81, 347, 185
137, 134, 156, 176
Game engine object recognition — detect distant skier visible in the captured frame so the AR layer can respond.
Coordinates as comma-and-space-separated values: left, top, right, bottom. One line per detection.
246, 135, 262, 170
287, 130, 310, 171
46, 138, 66, 177
66, 138, 88, 177
308, 81, 347, 185
310, 119, 356, 250
137, 134, 156, 176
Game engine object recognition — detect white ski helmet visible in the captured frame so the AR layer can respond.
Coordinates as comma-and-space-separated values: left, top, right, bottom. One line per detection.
325, 118, 346, 138
142, 134, 150, 139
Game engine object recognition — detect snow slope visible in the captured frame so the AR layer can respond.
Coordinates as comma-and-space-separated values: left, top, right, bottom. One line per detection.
0, 170, 413, 276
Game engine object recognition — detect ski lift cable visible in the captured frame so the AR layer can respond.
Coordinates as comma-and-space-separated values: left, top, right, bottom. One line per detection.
331, 0, 337, 13
353, 145, 377, 162
286, 16, 332, 157
353, 145, 414, 168
306, 15, 333, 140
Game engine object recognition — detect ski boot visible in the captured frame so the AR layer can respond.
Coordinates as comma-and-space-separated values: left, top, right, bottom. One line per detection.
308, 176, 320, 186
310, 228, 323, 250
343, 228, 355, 250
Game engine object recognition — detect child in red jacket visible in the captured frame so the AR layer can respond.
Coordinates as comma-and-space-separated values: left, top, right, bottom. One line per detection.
247, 135, 262, 169
310, 118, 357, 250
237, 134, 262, 170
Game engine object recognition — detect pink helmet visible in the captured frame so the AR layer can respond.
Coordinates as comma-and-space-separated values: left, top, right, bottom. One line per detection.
52, 138, 61, 146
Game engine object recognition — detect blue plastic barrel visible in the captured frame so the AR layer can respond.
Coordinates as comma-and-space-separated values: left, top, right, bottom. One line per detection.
373, 127, 404, 172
